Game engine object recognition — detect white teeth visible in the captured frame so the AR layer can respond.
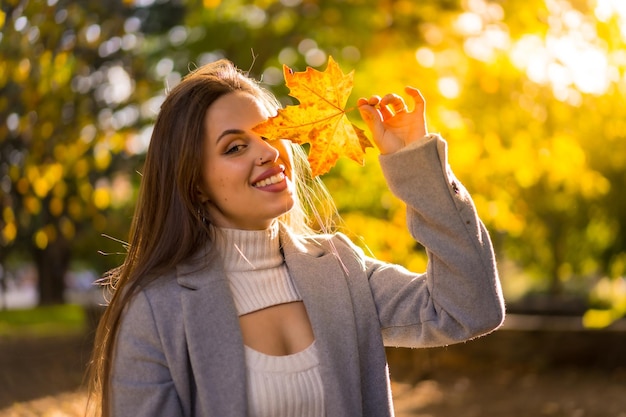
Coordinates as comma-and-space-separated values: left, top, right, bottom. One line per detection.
253, 172, 285, 187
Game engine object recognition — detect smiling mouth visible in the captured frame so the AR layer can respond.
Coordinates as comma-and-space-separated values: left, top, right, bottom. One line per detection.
252, 172, 286, 188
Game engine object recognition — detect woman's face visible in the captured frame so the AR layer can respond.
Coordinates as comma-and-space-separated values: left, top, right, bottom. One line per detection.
200, 91, 295, 230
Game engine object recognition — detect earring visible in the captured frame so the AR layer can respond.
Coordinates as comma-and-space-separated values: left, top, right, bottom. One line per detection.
197, 207, 207, 225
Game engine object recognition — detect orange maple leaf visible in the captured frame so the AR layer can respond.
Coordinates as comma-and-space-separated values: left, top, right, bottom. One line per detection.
253, 56, 372, 177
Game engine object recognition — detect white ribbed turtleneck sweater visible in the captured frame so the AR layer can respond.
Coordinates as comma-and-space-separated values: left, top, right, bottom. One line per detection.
214, 222, 325, 417
214, 223, 300, 316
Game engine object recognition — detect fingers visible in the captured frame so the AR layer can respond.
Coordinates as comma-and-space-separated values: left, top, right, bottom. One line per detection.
404, 86, 425, 110
380, 93, 407, 115
358, 89, 422, 118
357, 100, 380, 131
357, 87, 426, 128
357, 95, 382, 108
357, 97, 385, 144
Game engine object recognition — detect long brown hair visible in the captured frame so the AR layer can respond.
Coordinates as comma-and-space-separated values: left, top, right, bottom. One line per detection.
86, 59, 336, 416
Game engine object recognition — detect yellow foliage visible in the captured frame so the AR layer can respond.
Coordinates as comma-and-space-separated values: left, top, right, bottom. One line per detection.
67, 197, 83, 221
342, 212, 427, 271
8, 164, 20, 181
203, 0, 221, 8
2, 209, 17, 244
15, 58, 31, 83
447, 134, 482, 173
28, 163, 63, 198
579, 171, 610, 199
74, 158, 90, 178
610, 254, 626, 279
479, 74, 500, 94
473, 194, 525, 237
507, 133, 541, 188
37, 51, 53, 95
2, 222, 17, 244
34, 229, 48, 250
93, 187, 111, 210
108, 132, 127, 153
252, 0, 275, 8
49, 197, 64, 217
582, 309, 617, 329
94, 143, 112, 171
548, 134, 586, 176
33, 177, 49, 198
0, 62, 5, 84
59, 217, 75, 240
47, 164, 63, 189
53, 181, 68, 198
16, 177, 29, 194
40, 121, 54, 139
26, 165, 38, 186
270, 9, 297, 35
79, 182, 92, 202
24, 196, 41, 215
584, 277, 626, 328
2, 207, 15, 224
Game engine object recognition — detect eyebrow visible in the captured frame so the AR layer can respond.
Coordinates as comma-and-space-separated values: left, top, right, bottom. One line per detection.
217, 129, 245, 143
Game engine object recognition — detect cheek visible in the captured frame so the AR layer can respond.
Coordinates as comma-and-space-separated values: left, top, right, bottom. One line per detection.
277, 140, 294, 176
202, 164, 225, 201
206, 175, 228, 201
204, 160, 246, 204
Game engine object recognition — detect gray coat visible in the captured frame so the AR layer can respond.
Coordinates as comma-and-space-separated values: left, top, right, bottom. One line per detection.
112, 134, 505, 416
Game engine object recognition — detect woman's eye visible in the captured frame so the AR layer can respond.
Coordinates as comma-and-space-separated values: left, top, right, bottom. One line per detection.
224, 144, 246, 154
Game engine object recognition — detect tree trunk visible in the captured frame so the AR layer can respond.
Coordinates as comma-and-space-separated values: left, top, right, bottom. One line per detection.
33, 237, 71, 306
0, 256, 6, 310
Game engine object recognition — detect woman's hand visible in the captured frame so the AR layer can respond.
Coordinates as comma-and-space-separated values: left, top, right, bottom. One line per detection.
357, 86, 428, 155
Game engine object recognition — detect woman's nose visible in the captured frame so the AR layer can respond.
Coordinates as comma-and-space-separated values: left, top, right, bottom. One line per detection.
256, 137, 279, 165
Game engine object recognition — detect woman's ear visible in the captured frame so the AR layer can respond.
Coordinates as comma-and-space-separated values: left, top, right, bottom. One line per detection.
196, 185, 211, 203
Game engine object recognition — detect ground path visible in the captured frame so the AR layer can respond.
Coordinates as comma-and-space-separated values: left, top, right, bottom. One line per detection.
2, 318, 626, 416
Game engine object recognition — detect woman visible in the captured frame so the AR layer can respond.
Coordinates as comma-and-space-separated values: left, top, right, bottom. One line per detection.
88, 59, 505, 417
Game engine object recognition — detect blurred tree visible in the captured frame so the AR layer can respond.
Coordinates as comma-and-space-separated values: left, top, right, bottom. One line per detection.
344, 0, 626, 311
0, 0, 184, 304
325, 0, 626, 317
3, 0, 625, 319
0, 0, 463, 305
139, 0, 462, 96
449, 0, 626, 303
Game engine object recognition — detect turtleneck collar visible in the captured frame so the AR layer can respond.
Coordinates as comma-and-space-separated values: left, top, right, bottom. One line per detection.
213, 220, 283, 273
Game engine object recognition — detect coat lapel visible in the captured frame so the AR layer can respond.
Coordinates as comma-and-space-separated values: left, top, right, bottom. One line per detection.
174, 226, 365, 416
281, 227, 364, 416
177, 249, 248, 417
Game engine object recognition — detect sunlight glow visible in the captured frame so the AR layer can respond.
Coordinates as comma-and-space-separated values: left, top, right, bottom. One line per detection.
126, 126, 153, 155
438, 77, 460, 99
510, 0, 621, 100
594, 0, 626, 39
415, 47, 435, 67
457, 0, 509, 62
102, 66, 133, 104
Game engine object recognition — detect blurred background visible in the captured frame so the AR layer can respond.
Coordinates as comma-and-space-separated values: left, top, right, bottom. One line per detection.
1, 0, 625, 415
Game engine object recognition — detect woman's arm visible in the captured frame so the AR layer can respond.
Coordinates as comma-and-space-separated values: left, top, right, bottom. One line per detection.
373, 135, 504, 347
356, 89, 505, 347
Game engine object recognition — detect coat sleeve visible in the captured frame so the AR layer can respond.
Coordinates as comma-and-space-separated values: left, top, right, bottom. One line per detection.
358, 133, 505, 348
111, 289, 185, 417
